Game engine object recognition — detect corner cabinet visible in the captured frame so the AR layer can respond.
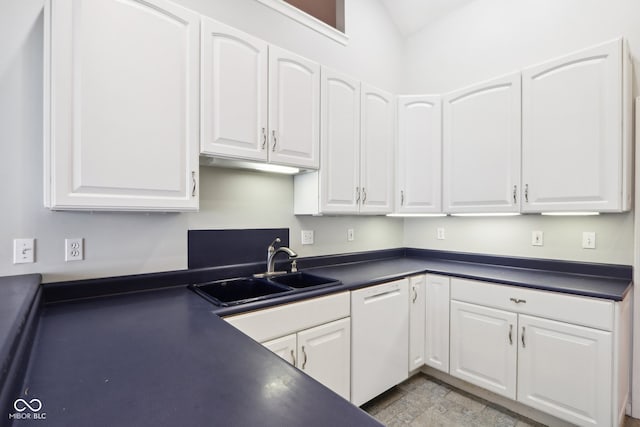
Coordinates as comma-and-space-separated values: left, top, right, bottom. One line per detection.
424, 274, 450, 373
44, 0, 199, 211
294, 71, 394, 215
396, 96, 442, 214
201, 20, 320, 169
449, 278, 632, 427
521, 38, 632, 213
408, 275, 426, 371
443, 73, 521, 214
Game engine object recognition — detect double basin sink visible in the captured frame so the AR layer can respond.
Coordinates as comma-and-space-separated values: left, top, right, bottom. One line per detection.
190, 272, 341, 307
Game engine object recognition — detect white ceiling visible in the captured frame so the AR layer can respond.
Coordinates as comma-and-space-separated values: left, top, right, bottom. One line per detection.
379, 0, 476, 37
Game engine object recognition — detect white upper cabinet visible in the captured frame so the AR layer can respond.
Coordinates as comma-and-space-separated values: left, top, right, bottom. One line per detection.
521, 38, 632, 212
200, 22, 319, 169
443, 73, 521, 214
294, 73, 394, 216
319, 68, 361, 214
200, 17, 268, 162
44, 0, 199, 211
396, 95, 442, 214
268, 46, 320, 169
360, 84, 395, 214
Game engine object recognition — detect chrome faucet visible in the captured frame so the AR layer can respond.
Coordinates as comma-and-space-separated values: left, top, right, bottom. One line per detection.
263, 237, 297, 276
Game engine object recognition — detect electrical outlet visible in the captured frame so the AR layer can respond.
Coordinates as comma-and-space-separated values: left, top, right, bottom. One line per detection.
65, 238, 84, 261
347, 229, 355, 241
531, 231, 543, 247
437, 227, 445, 240
301, 230, 314, 245
13, 238, 35, 264
582, 232, 596, 249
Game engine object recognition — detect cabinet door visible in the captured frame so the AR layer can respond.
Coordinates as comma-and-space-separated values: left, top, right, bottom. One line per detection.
45, 0, 199, 211
268, 46, 320, 169
408, 275, 426, 371
450, 301, 517, 399
200, 17, 268, 162
522, 39, 629, 213
297, 318, 351, 400
360, 84, 395, 214
443, 73, 521, 213
396, 95, 442, 213
424, 274, 450, 373
262, 334, 297, 366
517, 315, 612, 426
319, 68, 361, 214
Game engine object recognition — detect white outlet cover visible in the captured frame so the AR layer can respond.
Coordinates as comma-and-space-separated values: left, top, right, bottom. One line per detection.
301, 230, 314, 245
437, 227, 445, 240
65, 238, 84, 261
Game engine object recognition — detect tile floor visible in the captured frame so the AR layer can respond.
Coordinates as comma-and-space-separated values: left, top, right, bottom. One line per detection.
362, 373, 640, 427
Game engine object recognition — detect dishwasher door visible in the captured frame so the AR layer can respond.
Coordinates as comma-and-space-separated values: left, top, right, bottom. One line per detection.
351, 278, 409, 406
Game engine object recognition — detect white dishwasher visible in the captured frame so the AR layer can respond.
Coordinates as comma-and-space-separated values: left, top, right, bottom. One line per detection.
351, 278, 409, 406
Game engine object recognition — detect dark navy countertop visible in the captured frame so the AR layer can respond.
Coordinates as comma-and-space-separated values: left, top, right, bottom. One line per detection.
3, 249, 633, 426
14, 287, 380, 427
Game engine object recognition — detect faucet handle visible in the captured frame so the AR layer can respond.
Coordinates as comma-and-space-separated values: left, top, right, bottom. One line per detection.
268, 237, 281, 249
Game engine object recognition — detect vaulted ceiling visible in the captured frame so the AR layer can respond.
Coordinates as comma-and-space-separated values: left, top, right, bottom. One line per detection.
379, 0, 476, 37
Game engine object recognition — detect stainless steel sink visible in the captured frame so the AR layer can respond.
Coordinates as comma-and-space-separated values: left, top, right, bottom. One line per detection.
190, 277, 292, 307
268, 271, 341, 289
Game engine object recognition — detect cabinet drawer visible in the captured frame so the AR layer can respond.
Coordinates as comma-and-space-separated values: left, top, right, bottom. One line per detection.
450, 278, 613, 331
224, 292, 350, 342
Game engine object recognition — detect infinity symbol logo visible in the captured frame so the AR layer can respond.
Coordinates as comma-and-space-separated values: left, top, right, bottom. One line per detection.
14, 398, 43, 412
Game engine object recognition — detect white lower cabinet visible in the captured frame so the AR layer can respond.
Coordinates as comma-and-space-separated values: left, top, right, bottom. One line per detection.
450, 300, 518, 399
424, 274, 450, 373
450, 278, 630, 427
262, 318, 351, 400
409, 275, 426, 371
224, 292, 350, 399
517, 315, 612, 426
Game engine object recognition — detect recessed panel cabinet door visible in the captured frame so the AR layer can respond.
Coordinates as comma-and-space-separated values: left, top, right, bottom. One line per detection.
396, 95, 442, 213
201, 17, 268, 161
443, 73, 521, 213
408, 275, 426, 371
297, 318, 351, 400
268, 46, 320, 169
424, 274, 450, 373
262, 333, 297, 366
360, 84, 394, 214
450, 300, 517, 399
517, 315, 612, 426
45, 0, 199, 211
320, 68, 361, 214
521, 38, 630, 212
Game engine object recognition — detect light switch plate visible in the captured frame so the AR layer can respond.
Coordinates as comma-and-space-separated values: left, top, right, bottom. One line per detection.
531, 231, 543, 246
437, 228, 445, 240
582, 232, 596, 249
13, 238, 35, 264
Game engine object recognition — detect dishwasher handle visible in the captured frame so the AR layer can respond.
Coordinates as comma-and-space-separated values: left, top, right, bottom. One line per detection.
362, 283, 401, 303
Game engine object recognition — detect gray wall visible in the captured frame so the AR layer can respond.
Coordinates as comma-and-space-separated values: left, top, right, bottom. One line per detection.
402, 0, 639, 265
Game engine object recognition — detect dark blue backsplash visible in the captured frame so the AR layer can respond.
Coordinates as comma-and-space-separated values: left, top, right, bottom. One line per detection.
188, 228, 290, 269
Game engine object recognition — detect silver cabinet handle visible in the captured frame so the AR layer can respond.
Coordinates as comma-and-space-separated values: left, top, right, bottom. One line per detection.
509, 298, 526, 304
412, 285, 417, 303
513, 185, 517, 204
301, 346, 308, 369
272, 130, 277, 152
355, 187, 360, 203
524, 184, 529, 203
362, 188, 367, 204
400, 190, 405, 206
290, 349, 296, 366
261, 127, 267, 150
521, 326, 526, 348
509, 324, 513, 345
191, 171, 196, 197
